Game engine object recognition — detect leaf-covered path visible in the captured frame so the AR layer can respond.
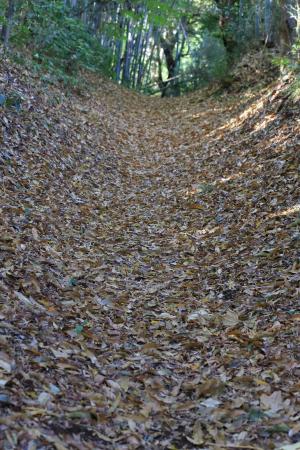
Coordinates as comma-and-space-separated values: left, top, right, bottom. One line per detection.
0, 63, 299, 449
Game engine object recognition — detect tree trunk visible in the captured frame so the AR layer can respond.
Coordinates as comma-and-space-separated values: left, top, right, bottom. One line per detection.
1, 0, 15, 50
276, 0, 292, 53
157, 46, 168, 97
160, 34, 178, 96
137, 24, 152, 87
264, 0, 274, 45
122, 19, 132, 85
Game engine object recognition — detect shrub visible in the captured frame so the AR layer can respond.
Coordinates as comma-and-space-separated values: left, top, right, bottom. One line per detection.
10, 0, 112, 85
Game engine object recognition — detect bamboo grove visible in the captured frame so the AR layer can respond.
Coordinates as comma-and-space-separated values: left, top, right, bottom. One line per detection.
1, 0, 299, 95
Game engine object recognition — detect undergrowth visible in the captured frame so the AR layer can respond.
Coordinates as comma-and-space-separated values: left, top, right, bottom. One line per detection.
8, 0, 112, 88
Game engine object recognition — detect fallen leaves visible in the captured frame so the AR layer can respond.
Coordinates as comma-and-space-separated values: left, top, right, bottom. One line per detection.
260, 391, 289, 414
279, 444, 300, 450
223, 309, 240, 328
0, 58, 299, 449
0, 352, 15, 373
187, 419, 204, 445
14, 290, 47, 311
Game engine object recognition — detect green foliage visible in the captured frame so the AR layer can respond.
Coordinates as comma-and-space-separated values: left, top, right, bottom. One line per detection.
145, 0, 188, 26
0, 91, 23, 110
1, 0, 298, 94
187, 32, 229, 87
273, 39, 300, 100
173, 0, 263, 94
10, 0, 112, 85
289, 48, 300, 101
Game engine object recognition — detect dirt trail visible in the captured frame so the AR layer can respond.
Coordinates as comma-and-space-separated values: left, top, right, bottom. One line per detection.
0, 65, 299, 449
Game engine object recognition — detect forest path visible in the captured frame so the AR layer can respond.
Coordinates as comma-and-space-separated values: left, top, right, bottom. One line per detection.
0, 69, 299, 449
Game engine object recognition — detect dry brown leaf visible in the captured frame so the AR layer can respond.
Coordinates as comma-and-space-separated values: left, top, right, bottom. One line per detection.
187, 420, 204, 445
223, 309, 240, 328
0, 352, 15, 373
0, 56, 298, 450
260, 391, 285, 413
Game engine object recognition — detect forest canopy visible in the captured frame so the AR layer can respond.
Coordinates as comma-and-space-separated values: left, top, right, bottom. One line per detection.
1, 0, 299, 95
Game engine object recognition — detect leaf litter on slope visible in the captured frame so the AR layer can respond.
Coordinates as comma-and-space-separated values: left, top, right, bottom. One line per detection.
0, 58, 299, 449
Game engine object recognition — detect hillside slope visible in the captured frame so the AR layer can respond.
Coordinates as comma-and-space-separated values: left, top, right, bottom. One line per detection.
0, 60, 299, 449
